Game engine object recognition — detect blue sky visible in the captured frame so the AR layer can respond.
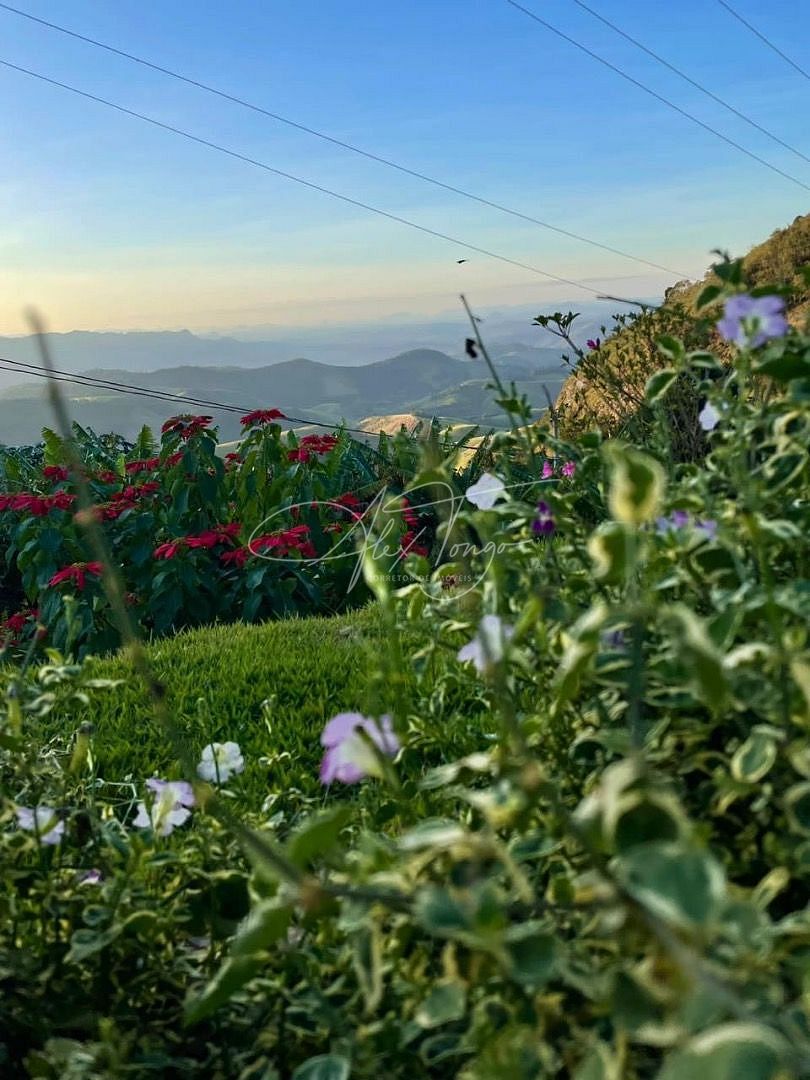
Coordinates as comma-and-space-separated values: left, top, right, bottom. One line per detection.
0, 0, 807, 332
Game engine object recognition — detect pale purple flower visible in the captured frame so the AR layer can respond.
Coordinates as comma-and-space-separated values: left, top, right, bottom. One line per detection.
320, 712, 399, 785
717, 293, 788, 349
457, 614, 515, 674
656, 512, 717, 540
133, 778, 195, 836
586, 338, 600, 350
78, 868, 102, 886
465, 472, 506, 510
532, 500, 556, 537
542, 461, 554, 479
699, 402, 720, 432
561, 461, 576, 478
197, 741, 244, 784
15, 805, 64, 845
695, 519, 718, 539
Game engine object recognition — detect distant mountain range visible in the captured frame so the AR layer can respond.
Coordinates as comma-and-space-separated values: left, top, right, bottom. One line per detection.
0, 296, 643, 444
0, 346, 570, 444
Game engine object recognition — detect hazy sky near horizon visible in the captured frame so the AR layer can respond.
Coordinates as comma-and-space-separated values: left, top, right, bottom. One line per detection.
0, 0, 807, 334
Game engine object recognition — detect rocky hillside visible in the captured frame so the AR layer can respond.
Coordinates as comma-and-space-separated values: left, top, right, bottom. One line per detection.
556, 213, 810, 437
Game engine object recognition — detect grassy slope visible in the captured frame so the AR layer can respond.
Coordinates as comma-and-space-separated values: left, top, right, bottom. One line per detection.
48, 607, 388, 808
34, 605, 488, 820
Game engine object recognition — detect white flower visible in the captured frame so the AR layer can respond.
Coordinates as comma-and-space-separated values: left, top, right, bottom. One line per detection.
197, 741, 245, 783
465, 472, 506, 510
133, 778, 195, 837
699, 402, 720, 432
457, 614, 515, 674
15, 805, 64, 845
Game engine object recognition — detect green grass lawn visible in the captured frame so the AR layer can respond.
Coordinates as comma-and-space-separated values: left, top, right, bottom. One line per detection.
42, 605, 391, 809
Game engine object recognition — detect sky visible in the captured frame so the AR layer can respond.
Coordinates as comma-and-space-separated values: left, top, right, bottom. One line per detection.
0, 0, 808, 335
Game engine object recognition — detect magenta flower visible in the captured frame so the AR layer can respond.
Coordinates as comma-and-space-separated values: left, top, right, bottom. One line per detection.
561, 461, 576, 478
320, 713, 399, 784
542, 461, 554, 479
586, 338, 600, 350
717, 294, 788, 349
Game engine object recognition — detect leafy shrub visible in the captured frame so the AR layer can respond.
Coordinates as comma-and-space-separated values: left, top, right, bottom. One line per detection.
2, 260, 810, 1077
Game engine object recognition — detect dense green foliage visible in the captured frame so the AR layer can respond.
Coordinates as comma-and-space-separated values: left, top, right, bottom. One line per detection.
2, 256, 810, 1077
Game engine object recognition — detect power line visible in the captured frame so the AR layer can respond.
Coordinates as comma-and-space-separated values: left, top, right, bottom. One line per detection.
505, 0, 810, 193
0, 356, 497, 450
0, 1, 688, 279
569, 0, 810, 165
0, 58, 665, 304
715, 0, 810, 82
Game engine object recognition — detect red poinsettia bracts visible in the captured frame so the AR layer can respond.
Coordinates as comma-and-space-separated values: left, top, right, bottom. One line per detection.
0, 492, 77, 516
153, 540, 186, 560
47, 562, 104, 590
240, 409, 286, 427
42, 465, 69, 483
186, 523, 242, 549
125, 456, 161, 475
299, 434, 338, 454
220, 547, 250, 568
2, 607, 39, 639
95, 470, 120, 485
251, 524, 316, 559
287, 449, 312, 464
161, 415, 213, 440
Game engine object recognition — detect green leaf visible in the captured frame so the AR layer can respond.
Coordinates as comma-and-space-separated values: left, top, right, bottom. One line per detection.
415, 982, 467, 1028
667, 605, 729, 712
414, 886, 468, 937
292, 1055, 350, 1080
784, 782, 810, 836
503, 924, 556, 988
613, 841, 726, 930
399, 819, 468, 851
184, 902, 292, 1024
657, 1022, 787, 1080
603, 443, 665, 526
287, 807, 351, 869
731, 731, 777, 784
587, 521, 634, 583
695, 283, 723, 310
645, 368, 677, 402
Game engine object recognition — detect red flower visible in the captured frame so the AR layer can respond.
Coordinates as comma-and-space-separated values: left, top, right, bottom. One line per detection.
299, 434, 338, 454
161, 415, 212, 439
43, 465, 69, 483
47, 562, 104, 591
95, 470, 120, 485
186, 523, 242, 549
287, 449, 312, 464
240, 408, 286, 427
163, 451, 185, 468
3, 607, 38, 636
220, 547, 249, 567
153, 540, 186, 560
125, 457, 160, 475
401, 530, 429, 558
251, 525, 314, 558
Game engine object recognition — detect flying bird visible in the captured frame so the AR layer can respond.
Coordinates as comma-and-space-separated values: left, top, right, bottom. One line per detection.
456, 259, 468, 264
